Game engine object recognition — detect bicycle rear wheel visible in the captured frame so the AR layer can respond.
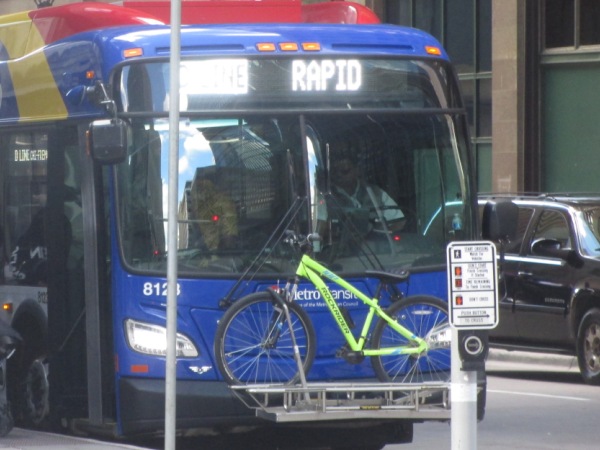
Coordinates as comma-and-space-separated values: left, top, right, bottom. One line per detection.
215, 292, 316, 385
371, 295, 450, 383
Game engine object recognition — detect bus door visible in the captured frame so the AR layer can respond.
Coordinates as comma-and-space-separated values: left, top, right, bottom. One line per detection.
0, 126, 93, 425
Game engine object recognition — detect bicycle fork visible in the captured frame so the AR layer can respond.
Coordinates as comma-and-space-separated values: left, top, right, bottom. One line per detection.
266, 288, 310, 396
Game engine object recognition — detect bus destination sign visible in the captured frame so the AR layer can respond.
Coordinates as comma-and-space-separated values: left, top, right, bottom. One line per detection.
131, 57, 456, 113
447, 241, 499, 329
180, 59, 362, 97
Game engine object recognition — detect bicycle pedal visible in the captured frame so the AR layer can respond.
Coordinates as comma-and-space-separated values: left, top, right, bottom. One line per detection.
335, 346, 365, 364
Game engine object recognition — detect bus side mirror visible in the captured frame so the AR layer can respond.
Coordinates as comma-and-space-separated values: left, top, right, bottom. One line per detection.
481, 199, 519, 242
89, 119, 129, 164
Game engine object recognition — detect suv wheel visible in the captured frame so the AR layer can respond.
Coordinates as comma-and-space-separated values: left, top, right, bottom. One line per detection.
577, 308, 600, 384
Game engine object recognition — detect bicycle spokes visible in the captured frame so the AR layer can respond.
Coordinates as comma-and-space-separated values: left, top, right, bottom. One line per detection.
217, 294, 315, 385
371, 297, 451, 383
425, 322, 452, 351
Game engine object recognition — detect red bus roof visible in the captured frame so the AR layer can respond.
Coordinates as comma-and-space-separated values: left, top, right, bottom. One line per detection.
122, 0, 380, 25
29, 2, 163, 45
0, 1, 379, 61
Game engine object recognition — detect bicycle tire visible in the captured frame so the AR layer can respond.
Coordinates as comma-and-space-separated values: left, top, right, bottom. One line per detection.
215, 292, 316, 385
371, 295, 450, 383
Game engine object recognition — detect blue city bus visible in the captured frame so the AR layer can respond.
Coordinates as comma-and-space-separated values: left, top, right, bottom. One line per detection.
0, 1, 479, 447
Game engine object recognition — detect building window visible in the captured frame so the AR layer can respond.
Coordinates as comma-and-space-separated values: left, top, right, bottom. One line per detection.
545, 0, 600, 49
381, 0, 491, 190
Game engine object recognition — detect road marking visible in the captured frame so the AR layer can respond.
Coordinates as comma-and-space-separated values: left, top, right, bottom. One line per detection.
489, 389, 590, 402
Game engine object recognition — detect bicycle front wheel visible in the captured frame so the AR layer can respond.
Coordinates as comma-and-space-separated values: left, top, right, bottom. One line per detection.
371, 295, 450, 383
215, 292, 316, 385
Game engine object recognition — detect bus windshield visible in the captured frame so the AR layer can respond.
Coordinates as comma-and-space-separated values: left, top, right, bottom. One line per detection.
114, 57, 471, 276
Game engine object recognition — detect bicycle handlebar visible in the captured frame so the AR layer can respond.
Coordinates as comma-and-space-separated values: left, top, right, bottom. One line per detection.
283, 230, 321, 249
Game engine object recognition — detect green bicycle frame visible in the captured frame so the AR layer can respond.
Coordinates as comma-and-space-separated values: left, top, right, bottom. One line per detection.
295, 254, 428, 357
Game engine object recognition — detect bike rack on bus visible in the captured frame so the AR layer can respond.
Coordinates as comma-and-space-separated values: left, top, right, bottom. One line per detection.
230, 381, 451, 422
226, 288, 452, 423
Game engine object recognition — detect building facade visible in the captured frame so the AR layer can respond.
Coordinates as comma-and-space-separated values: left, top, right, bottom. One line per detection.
2, 0, 598, 194
369, 0, 493, 191
374, 0, 600, 195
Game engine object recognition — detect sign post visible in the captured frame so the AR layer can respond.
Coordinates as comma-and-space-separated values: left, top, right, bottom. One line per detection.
165, 1, 182, 450
447, 241, 499, 450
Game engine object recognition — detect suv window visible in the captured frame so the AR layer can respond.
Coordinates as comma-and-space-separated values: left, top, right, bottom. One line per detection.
505, 206, 535, 254
531, 209, 571, 250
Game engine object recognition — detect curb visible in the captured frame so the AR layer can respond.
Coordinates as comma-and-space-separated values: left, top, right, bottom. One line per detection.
487, 348, 578, 371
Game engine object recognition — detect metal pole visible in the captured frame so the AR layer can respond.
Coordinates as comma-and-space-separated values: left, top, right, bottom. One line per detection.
165, 1, 181, 449
451, 328, 477, 450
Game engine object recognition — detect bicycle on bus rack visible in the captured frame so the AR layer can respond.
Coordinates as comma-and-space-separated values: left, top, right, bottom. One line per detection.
214, 230, 452, 388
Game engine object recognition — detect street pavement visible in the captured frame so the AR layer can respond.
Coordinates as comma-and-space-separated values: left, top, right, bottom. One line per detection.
0, 427, 149, 449
0, 349, 578, 449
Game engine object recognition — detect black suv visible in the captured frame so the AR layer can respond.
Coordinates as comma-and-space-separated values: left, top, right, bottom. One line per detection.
481, 193, 600, 384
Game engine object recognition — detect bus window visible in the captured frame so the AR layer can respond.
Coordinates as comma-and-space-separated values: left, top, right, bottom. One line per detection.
3, 132, 49, 286
1, 131, 82, 287
117, 117, 305, 275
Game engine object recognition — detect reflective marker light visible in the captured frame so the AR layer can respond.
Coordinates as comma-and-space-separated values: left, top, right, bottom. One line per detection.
257, 42, 320, 52
123, 48, 144, 58
125, 319, 199, 358
425, 46, 442, 56
279, 42, 299, 51
302, 42, 321, 51
256, 42, 276, 52
131, 364, 149, 373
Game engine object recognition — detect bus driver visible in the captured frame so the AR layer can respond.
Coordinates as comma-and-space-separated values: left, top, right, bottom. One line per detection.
315, 154, 405, 244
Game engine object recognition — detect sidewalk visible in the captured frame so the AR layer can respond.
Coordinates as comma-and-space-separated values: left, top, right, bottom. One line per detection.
0, 428, 150, 450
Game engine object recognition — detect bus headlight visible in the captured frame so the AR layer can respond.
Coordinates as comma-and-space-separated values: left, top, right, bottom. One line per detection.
125, 319, 199, 358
